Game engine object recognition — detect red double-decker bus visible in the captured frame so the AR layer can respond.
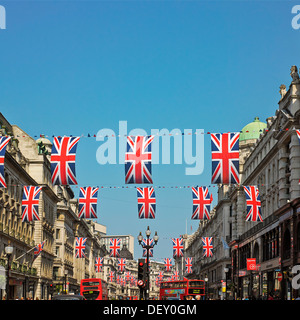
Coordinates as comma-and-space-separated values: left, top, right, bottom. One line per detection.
159, 280, 205, 300
80, 278, 108, 300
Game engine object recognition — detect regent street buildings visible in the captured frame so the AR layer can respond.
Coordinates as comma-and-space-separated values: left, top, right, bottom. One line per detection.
185, 65, 300, 300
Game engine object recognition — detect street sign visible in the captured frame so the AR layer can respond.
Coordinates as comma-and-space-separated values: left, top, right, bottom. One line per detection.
137, 280, 144, 287
247, 258, 256, 271
277, 272, 283, 282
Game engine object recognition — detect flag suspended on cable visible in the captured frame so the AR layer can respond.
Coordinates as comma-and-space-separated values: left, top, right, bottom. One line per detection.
192, 186, 213, 220
211, 132, 240, 184
202, 237, 213, 257
0, 136, 11, 188
164, 258, 173, 272
172, 238, 184, 257
137, 187, 156, 219
172, 271, 179, 280
21, 186, 43, 222
243, 185, 263, 222
78, 186, 99, 219
50, 136, 80, 185
33, 240, 45, 260
95, 257, 103, 272
125, 135, 154, 184
109, 271, 115, 282
75, 237, 86, 258
185, 257, 193, 274
109, 238, 121, 257
117, 258, 126, 272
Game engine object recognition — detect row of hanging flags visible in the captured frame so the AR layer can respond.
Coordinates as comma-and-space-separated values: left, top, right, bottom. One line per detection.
0, 130, 291, 264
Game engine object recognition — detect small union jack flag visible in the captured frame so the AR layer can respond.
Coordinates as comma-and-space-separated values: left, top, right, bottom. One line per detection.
172, 238, 184, 257
164, 258, 172, 272
142, 238, 154, 258
95, 257, 103, 272
21, 186, 43, 222
137, 187, 156, 219
109, 271, 115, 282
0, 136, 10, 188
202, 237, 213, 257
50, 136, 80, 185
243, 185, 263, 222
117, 258, 126, 272
192, 187, 213, 220
75, 237, 86, 258
109, 238, 121, 257
34, 240, 45, 260
143, 247, 153, 257
185, 257, 193, 274
125, 135, 154, 184
172, 271, 179, 280
211, 132, 239, 184
78, 186, 99, 219
157, 271, 164, 281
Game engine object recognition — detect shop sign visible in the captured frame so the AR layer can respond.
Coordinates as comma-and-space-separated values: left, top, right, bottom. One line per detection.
247, 258, 256, 271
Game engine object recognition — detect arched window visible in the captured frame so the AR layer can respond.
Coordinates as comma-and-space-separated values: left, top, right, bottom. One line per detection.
282, 228, 291, 260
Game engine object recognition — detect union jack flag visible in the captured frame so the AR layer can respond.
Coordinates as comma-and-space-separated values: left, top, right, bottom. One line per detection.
50, 136, 80, 185
164, 258, 172, 272
211, 132, 240, 184
125, 135, 154, 184
95, 257, 103, 272
109, 271, 115, 282
172, 271, 179, 280
33, 240, 45, 260
142, 238, 154, 258
117, 258, 126, 272
116, 275, 120, 284
21, 186, 43, 222
243, 185, 263, 222
172, 238, 184, 257
78, 186, 99, 219
143, 247, 153, 257
202, 237, 213, 257
0, 136, 10, 188
192, 186, 213, 220
185, 257, 193, 274
109, 238, 121, 257
75, 237, 86, 258
157, 271, 164, 282
125, 271, 131, 283
137, 187, 156, 219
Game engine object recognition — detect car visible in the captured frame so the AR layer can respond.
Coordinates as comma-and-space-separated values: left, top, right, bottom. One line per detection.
52, 294, 86, 300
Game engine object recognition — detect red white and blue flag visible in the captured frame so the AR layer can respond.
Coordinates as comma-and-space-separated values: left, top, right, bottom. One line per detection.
0, 136, 11, 188
137, 187, 156, 219
109, 271, 115, 282
95, 257, 103, 272
185, 257, 193, 274
125, 135, 154, 184
75, 237, 86, 258
142, 238, 154, 257
109, 238, 121, 257
21, 186, 43, 222
192, 187, 213, 220
34, 240, 45, 260
211, 132, 240, 184
243, 185, 263, 222
50, 136, 80, 185
164, 258, 173, 272
78, 186, 99, 219
118, 258, 127, 272
172, 238, 184, 257
172, 271, 179, 280
202, 237, 213, 257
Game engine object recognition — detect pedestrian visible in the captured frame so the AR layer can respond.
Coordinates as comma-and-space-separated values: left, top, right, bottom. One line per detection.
195, 295, 201, 300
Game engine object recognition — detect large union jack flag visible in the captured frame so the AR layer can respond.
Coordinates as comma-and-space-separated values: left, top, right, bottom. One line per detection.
21, 186, 43, 222
211, 132, 240, 184
185, 257, 193, 274
192, 186, 213, 220
0, 136, 10, 188
50, 136, 80, 185
78, 186, 99, 219
202, 237, 213, 257
125, 135, 154, 184
164, 258, 172, 272
109, 238, 121, 257
142, 238, 154, 257
75, 237, 86, 258
243, 185, 263, 222
137, 187, 156, 219
34, 240, 46, 260
172, 238, 184, 257
95, 257, 103, 272
118, 258, 127, 272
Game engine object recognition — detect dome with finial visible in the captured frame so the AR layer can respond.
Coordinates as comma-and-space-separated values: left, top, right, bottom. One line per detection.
240, 117, 267, 141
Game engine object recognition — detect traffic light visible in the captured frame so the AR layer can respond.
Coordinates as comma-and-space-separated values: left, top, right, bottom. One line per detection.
138, 259, 146, 281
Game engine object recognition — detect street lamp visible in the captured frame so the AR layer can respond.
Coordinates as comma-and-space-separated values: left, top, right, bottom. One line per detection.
64, 269, 68, 294
224, 267, 229, 300
137, 226, 158, 300
204, 275, 208, 300
5, 243, 13, 300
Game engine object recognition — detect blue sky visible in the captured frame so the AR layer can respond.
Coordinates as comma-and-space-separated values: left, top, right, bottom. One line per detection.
1, 0, 300, 261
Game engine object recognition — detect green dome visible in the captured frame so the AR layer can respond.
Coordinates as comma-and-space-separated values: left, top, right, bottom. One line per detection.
240, 117, 267, 141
